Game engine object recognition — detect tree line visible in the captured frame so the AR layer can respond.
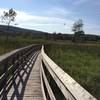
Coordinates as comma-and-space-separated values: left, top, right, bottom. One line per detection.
0, 8, 100, 42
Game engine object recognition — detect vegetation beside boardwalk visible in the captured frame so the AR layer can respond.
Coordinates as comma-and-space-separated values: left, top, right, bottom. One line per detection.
0, 34, 100, 99
0, 9, 100, 100
0, 36, 33, 55
45, 43, 100, 100
0, 35, 73, 55
0, 36, 52, 55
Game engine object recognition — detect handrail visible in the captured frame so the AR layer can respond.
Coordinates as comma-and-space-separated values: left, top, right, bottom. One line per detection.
0, 45, 97, 100
0, 44, 41, 92
0, 44, 39, 63
41, 46, 97, 100
41, 63, 56, 100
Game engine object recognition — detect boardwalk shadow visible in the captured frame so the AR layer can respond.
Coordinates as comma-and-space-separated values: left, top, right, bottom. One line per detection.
0, 52, 38, 100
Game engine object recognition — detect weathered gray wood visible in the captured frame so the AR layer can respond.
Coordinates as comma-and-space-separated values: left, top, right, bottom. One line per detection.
6, 52, 43, 100
41, 63, 56, 100
0, 44, 41, 92
0, 44, 40, 63
40, 64, 47, 100
0, 44, 33, 63
0, 45, 97, 100
41, 46, 97, 100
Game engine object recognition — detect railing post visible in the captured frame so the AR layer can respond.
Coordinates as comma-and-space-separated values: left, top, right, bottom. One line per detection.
3, 61, 8, 84
12, 56, 16, 76
0, 44, 41, 98
41, 49, 97, 100
2, 61, 8, 99
41, 45, 44, 53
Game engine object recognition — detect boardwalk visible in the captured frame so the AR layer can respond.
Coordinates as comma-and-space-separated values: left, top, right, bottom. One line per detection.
0, 45, 97, 100
1, 51, 43, 100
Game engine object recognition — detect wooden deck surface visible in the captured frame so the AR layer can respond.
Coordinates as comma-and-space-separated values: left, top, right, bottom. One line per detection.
3, 52, 43, 100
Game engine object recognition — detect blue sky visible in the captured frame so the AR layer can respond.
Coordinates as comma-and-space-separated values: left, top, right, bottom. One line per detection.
0, 0, 100, 35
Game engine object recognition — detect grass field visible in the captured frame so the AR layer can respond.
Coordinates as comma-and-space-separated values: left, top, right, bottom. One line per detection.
0, 36, 33, 55
0, 36, 72, 55
0, 36, 100, 99
0, 36, 51, 55
45, 43, 100, 100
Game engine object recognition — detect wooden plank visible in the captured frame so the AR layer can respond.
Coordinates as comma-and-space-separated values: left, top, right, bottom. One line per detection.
0, 52, 43, 100
40, 64, 47, 100
41, 63, 56, 100
0, 45, 41, 92
42, 55, 75, 100
41, 46, 97, 100
0, 44, 40, 63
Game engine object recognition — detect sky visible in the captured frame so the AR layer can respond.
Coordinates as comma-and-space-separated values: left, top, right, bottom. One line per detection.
0, 0, 100, 35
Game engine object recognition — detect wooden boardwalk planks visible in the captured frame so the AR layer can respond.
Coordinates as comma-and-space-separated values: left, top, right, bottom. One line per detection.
5, 52, 43, 100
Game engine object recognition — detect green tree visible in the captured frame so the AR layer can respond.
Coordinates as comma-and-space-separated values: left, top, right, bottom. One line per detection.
1, 8, 17, 39
72, 19, 83, 33
72, 19, 85, 42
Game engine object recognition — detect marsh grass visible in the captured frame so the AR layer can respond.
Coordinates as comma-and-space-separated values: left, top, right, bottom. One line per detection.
0, 35, 100, 99
0, 36, 47, 55
45, 44, 100, 100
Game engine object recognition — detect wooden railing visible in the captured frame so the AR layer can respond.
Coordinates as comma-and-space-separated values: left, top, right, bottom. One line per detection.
41, 46, 97, 100
0, 45, 97, 100
0, 44, 41, 93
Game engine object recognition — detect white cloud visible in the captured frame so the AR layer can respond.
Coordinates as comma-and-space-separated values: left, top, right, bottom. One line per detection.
0, 8, 99, 34
0, 8, 74, 33
45, 7, 72, 18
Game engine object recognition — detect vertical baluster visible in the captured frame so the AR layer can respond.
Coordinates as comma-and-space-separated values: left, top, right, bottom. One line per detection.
16, 53, 20, 73
12, 56, 15, 76
2, 60, 8, 99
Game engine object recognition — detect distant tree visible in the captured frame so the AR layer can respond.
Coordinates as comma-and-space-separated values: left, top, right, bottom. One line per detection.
72, 19, 85, 42
1, 8, 17, 39
72, 19, 84, 33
